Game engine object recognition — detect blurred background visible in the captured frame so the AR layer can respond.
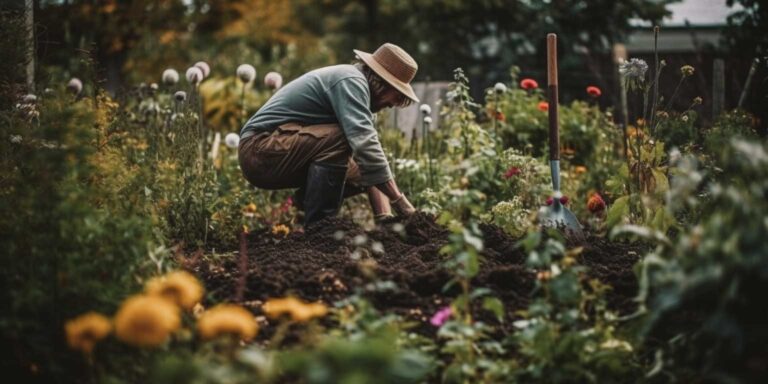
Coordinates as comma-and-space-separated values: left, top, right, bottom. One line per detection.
2, 0, 767, 132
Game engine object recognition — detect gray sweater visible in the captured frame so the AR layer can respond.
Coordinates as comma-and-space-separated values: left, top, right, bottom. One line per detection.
240, 64, 391, 186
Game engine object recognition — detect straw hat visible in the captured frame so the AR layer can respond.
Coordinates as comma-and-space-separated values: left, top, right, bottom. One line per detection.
354, 43, 419, 103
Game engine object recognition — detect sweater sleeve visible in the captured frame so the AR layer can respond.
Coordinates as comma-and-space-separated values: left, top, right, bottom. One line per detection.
326, 77, 392, 186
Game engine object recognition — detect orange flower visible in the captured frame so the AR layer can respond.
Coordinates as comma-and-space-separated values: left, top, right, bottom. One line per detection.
271, 224, 290, 237
537, 101, 549, 112
65, 312, 112, 354
574, 166, 588, 175
197, 304, 258, 341
520, 78, 539, 90
145, 271, 204, 310
587, 193, 606, 213
114, 295, 180, 348
263, 297, 328, 323
494, 110, 505, 122
586, 86, 602, 97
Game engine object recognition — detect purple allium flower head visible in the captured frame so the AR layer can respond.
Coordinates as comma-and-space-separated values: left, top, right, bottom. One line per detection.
162, 69, 179, 86
186, 67, 203, 85
237, 64, 256, 83
264, 71, 283, 90
194, 61, 210, 78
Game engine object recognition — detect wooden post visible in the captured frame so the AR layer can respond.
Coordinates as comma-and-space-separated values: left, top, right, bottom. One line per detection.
25, 0, 34, 92
712, 59, 725, 118
738, 58, 759, 109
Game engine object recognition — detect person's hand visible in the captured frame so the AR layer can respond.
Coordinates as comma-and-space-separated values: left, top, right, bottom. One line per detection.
391, 194, 416, 217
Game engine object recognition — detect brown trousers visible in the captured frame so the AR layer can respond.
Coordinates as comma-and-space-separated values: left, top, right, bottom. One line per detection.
238, 123, 362, 190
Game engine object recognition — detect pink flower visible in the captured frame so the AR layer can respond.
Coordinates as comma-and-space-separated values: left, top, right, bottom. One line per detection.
504, 166, 521, 179
430, 306, 452, 327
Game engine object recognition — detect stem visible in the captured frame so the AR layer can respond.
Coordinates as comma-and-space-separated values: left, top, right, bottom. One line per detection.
649, 26, 660, 136
240, 82, 247, 128
664, 77, 686, 112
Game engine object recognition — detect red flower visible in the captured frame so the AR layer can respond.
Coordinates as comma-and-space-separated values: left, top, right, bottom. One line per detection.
520, 78, 539, 90
495, 110, 505, 122
586, 86, 602, 98
560, 196, 569, 205
537, 101, 549, 112
503, 166, 521, 179
587, 193, 606, 213
546, 197, 554, 206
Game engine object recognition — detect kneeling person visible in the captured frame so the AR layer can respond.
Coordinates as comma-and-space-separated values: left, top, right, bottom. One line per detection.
238, 43, 418, 225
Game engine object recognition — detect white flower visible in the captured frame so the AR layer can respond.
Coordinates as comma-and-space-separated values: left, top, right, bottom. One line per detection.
264, 71, 283, 90
494, 82, 507, 94
194, 61, 210, 78
162, 69, 179, 86
174, 91, 187, 102
67, 78, 83, 95
236, 64, 256, 83
10, 135, 22, 144
22, 94, 37, 103
224, 133, 240, 148
619, 58, 649, 80
149, 83, 158, 91
186, 67, 203, 85
423, 116, 433, 124
419, 104, 431, 115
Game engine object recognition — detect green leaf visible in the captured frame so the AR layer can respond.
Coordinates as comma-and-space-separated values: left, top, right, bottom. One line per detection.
651, 168, 669, 193
606, 195, 630, 228
482, 297, 505, 322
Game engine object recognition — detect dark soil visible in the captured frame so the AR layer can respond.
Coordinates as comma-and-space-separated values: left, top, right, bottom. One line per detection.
191, 213, 645, 338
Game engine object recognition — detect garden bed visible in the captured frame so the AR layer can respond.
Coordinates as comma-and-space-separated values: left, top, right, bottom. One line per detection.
192, 213, 644, 339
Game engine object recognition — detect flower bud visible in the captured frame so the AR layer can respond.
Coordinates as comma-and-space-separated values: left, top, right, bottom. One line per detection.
174, 91, 187, 102
423, 116, 433, 124
419, 104, 432, 115
494, 82, 508, 94
680, 65, 695, 77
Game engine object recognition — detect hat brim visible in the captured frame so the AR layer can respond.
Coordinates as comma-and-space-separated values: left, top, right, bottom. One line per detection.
354, 49, 420, 103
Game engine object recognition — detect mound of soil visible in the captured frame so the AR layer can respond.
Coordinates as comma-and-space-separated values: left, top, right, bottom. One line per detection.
192, 213, 644, 337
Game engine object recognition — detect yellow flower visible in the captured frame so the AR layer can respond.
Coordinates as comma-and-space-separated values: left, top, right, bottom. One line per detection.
573, 166, 588, 175
197, 304, 258, 341
114, 295, 180, 348
262, 297, 328, 323
145, 271, 204, 310
65, 312, 112, 354
271, 224, 290, 237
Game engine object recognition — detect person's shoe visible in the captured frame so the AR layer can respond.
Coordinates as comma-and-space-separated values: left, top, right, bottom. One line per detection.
303, 162, 347, 226
292, 187, 306, 211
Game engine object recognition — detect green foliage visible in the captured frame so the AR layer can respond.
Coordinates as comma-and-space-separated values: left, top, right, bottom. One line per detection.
0, 89, 156, 381
617, 139, 768, 382
511, 231, 640, 383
